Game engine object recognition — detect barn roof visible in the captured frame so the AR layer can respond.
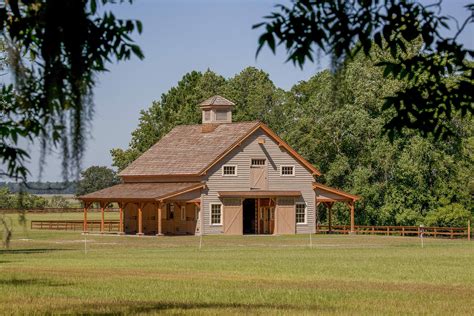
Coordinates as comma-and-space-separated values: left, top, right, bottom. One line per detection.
119, 121, 260, 177
78, 182, 204, 202
199, 95, 235, 107
119, 121, 321, 178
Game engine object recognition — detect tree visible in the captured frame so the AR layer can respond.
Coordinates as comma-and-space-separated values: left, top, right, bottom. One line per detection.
0, 0, 143, 181
111, 67, 285, 171
254, 0, 473, 139
76, 166, 120, 196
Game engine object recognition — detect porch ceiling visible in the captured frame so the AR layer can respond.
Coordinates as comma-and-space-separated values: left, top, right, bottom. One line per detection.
218, 190, 301, 198
313, 182, 360, 202
78, 182, 204, 202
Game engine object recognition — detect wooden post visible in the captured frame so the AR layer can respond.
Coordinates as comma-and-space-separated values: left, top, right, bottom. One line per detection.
257, 198, 261, 234
468, 220, 471, 241
83, 203, 88, 233
328, 203, 333, 233
156, 202, 163, 236
119, 203, 124, 235
349, 201, 355, 234
100, 203, 105, 233
137, 203, 144, 236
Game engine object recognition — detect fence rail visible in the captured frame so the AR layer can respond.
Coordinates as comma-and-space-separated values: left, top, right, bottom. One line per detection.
1, 208, 119, 214
31, 220, 120, 232
317, 224, 470, 239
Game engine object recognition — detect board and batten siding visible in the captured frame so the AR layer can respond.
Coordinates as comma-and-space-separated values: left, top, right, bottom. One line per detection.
202, 129, 316, 234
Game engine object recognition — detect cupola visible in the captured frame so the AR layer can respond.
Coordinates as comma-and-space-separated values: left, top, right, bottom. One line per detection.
199, 95, 235, 132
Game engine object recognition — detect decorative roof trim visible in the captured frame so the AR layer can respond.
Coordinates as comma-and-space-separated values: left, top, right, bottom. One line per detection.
198, 122, 321, 176
156, 183, 205, 202
313, 182, 360, 201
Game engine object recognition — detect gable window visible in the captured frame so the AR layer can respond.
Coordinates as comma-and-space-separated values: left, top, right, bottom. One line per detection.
296, 203, 306, 224
181, 206, 186, 221
210, 203, 222, 225
166, 203, 174, 220
251, 159, 266, 166
222, 165, 237, 176
215, 110, 228, 121
280, 165, 295, 176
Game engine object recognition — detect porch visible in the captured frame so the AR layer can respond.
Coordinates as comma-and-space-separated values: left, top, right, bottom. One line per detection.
78, 182, 204, 236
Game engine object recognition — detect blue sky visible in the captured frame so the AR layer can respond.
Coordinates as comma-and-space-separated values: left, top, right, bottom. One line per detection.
19, 0, 474, 181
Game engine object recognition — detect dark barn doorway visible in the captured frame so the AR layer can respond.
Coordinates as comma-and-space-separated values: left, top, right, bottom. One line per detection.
243, 198, 256, 234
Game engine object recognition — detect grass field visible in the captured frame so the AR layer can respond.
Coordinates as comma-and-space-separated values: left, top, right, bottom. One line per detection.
1, 212, 473, 315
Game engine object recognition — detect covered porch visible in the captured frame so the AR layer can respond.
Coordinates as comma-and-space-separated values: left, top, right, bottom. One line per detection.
313, 183, 360, 233
78, 182, 204, 236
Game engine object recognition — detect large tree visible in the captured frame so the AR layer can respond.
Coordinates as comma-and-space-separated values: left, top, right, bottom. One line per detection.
76, 165, 120, 196
0, 0, 143, 181
254, 0, 473, 139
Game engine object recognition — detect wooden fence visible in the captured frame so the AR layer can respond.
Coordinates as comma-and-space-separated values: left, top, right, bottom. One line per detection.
1, 208, 119, 214
317, 224, 470, 239
31, 220, 120, 232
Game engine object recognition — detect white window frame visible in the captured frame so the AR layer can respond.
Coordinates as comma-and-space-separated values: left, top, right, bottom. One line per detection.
280, 165, 295, 176
181, 205, 186, 221
210, 203, 222, 226
296, 202, 307, 225
222, 164, 238, 176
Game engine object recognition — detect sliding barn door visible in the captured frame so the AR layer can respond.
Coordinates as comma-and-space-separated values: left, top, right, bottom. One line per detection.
250, 159, 268, 190
275, 198, 295, 235
223, 199, 243, 235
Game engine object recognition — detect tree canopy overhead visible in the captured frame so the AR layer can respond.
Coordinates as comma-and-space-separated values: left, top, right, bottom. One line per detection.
254, 0, 473, 139
0, 0, 143, 181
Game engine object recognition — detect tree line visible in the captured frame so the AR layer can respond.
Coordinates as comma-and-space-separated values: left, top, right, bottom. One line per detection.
111, 49, 473, 228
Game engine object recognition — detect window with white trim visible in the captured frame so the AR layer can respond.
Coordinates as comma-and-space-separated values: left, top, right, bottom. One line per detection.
204, 110, 211, 121
210, 203, 222, 225
222, 165, 237, 176
280, 165, 295, 176
296, 203, 306, 224
215, 110, 228, 121
181, 206, 186, 221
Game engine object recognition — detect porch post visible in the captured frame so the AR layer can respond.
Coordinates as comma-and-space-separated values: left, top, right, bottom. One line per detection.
100, 203, 105, 234
83, 202, 89, 233
137, 203, 144, 236
327, 203, 333, 233
156, 202, 163, 236
349, 201, 355, 234
119, 202, 124, 235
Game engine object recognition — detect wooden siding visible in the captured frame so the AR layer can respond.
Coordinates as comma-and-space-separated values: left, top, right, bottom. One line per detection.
202, 129, 316, 235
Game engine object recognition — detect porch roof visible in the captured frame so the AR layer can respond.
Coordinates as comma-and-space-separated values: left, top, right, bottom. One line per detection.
218, 190, 301, 198
78, 182, 205, 202
313, 182, 360, 202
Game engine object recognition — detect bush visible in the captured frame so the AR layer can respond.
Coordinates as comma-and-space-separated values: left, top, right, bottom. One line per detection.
424, 204, 471, 227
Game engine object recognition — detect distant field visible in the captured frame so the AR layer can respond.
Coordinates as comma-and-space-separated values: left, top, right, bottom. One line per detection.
1, 212, 473, 315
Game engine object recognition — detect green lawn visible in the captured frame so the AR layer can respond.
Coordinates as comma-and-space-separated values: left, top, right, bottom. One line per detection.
1, 212, 473, 315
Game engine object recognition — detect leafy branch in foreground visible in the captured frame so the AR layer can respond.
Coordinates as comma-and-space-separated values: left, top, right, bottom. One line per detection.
254, 0, 473, 139
0, 0, 144, 181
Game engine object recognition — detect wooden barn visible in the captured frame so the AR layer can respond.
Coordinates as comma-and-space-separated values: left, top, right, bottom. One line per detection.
78, 96, 359, 236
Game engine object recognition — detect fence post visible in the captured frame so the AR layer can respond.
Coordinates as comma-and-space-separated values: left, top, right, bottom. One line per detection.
468, 220, 471, 241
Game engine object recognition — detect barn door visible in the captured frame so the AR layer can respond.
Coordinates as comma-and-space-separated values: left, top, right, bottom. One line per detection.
223, 199, 243, 235
250, 159, 268, 189
275, 198, 296, 235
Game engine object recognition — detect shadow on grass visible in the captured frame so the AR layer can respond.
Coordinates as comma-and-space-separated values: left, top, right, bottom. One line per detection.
73, 301, 333, 314
0, 248, 70, 254
0, 278, 71, 287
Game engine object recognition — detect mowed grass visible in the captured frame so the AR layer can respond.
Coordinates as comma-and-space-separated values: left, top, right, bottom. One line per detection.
1, 213, 473, 315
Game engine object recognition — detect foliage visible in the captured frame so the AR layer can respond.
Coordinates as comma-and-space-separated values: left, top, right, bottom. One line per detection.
425, 203, 471, 227
0, 0, 143, 181
76, 166, 120, 196
111, 67, 284, 171
113, 57, 473, 227
0, 187, 47, 209
47, 196, 71, 209
0, 181, 77, 195
254, 0, 474, 139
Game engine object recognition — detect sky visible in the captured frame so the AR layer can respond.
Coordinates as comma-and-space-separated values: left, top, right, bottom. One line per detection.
14, 0, 474, 182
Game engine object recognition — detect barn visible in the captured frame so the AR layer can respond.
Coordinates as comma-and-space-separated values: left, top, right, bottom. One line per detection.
78, 96, 359, 235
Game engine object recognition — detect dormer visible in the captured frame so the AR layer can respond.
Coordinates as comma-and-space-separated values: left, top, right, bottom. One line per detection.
199, 95, 234, 132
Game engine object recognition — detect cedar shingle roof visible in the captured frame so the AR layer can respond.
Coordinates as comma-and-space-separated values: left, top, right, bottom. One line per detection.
119, 121, 260, 177
79, 182, 204, 201
199, 95, 235, 107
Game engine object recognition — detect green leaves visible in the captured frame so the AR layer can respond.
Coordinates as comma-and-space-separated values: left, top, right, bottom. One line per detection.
254, 0, 474, 139
0, 0, 144, 181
